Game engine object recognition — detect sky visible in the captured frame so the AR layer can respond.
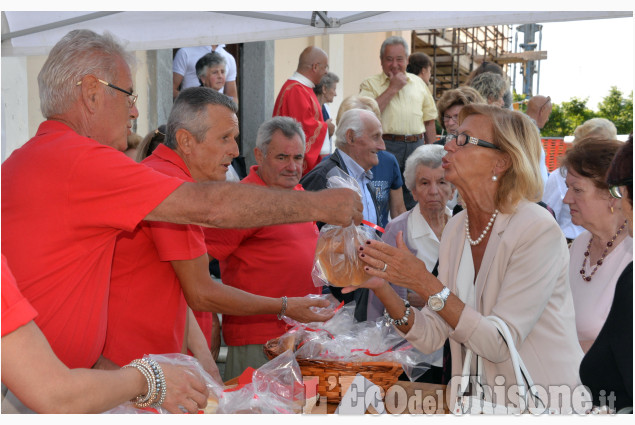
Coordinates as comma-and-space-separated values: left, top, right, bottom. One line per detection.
510, 16, 633, 110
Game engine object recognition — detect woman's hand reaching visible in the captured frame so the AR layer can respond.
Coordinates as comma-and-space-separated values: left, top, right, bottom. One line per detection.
357, 231, 431, 294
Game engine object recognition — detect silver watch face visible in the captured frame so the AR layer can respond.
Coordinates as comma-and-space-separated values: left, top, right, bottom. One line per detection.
429, 295, 444, 311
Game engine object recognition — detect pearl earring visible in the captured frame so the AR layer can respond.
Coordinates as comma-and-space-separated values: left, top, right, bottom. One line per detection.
492, 175, 498, 182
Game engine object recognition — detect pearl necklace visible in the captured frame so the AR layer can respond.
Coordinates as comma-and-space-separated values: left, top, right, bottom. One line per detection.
580, 220, 627, 282
465, 209, 499, 246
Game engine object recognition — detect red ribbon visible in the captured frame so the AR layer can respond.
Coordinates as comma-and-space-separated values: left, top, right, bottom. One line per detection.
349, 342, 414, 357
362, 220, 385, 233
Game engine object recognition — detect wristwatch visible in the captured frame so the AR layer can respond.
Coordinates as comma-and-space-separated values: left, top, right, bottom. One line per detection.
428, 286, 451, 311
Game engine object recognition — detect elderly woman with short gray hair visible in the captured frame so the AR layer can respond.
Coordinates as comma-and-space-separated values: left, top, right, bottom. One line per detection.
469, 72, 508, 108
195, 52, 227, 92
366, 144, 455, 383
314, 72, 340, 156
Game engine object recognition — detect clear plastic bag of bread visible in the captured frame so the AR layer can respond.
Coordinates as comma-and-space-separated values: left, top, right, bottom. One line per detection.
104, 353, 224, 414
216, 350, 305, 414
312, 169, 381, 288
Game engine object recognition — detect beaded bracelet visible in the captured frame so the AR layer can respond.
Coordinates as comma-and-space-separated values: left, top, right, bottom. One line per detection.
147, 358, 167, 408
277, 296, 288, 320
383, 299, 411, 327
123, 359, 157, 407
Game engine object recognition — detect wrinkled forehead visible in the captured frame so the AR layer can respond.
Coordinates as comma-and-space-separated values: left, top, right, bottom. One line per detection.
457, 113, 493, 134
382, 43, 407, 58
269, 131, 304, 151
209, 64, 226, 72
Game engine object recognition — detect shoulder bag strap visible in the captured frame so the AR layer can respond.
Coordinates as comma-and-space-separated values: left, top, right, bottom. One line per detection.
486, 316, 546, 410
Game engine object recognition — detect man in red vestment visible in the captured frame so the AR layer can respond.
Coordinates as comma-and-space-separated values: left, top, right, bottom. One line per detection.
273, 46, 329, 175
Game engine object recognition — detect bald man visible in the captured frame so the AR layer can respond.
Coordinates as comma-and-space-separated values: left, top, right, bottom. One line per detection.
526, 95, 552, 129
525, 95, 553, 189
273, 46, 329, 175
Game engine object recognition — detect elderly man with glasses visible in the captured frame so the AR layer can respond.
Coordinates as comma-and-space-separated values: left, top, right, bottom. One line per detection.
1, 29, 362, 383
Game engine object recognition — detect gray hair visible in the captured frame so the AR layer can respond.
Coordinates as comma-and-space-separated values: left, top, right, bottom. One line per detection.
469, 72, 508, 104
38, 29, 134, 118
165, 87, 238, 149
255, 116, 306, 155
334, 109, 373, 149
380, 36, 408, 59
313, 72, 340, 96
195, 52, 227, 81
403, 144, 447, 192
573, 118, 618, 143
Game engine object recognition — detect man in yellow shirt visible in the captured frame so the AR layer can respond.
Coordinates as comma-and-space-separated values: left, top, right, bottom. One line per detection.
360, 36, 437, 210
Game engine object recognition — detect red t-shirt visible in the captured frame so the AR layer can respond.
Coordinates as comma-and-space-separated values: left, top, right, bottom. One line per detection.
273, 79, 327, 176
1, 121, 183, 368
205, 166, 321, 346
1, 255, 37, 337
104, 144, 207, 366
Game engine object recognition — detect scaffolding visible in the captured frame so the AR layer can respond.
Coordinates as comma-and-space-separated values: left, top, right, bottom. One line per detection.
411, 25, 546, 100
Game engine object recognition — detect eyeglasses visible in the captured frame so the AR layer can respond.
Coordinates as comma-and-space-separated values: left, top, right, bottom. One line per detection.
443, 114, 459, 123
609, 178, 632, 199
76, 78, 138, 107
446, 133, 501, 151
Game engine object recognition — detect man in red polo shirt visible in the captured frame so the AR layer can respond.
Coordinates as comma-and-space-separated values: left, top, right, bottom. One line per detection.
205, 117, 322, 380
104, 91, 332, 379
1, 30, 363, 376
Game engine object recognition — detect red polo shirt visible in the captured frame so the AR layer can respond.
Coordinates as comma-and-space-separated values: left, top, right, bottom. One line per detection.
205, 166, 321, 346
104, 144, 207, 366
1, 121, 183, 368
2, 255, 38, 337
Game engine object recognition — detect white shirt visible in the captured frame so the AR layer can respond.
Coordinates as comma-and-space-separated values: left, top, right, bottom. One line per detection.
406, 205, 451, 368
406, 205, 451, 272
289, 71, 314, 88
320, 103, 333, 155
542, 167, 584, 240
173, 44, 237, 92
338, 150, 378, 226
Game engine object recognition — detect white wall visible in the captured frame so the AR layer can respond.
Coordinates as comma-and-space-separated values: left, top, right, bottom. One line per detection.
2, 56, 32, 162
1, 51, 167, 161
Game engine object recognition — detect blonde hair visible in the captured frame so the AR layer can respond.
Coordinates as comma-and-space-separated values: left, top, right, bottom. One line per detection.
336, 95, 381, 124
459, 104, 543, 212
126, 132, 142, 150
136, 125, 166, 162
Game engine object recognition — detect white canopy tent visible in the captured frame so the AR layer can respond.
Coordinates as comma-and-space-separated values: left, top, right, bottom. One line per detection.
2, 10, 631, 56
2, 10, 632, 163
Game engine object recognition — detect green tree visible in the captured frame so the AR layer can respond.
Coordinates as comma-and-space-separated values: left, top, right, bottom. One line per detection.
512, 90, 528, 113
541, 103, 570, 137
541, 97, 595, 137
560, 97, 596, 132
596, 87, 633, 134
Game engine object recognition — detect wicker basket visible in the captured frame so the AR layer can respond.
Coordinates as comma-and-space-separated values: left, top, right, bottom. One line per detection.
264, 338, 403, 404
